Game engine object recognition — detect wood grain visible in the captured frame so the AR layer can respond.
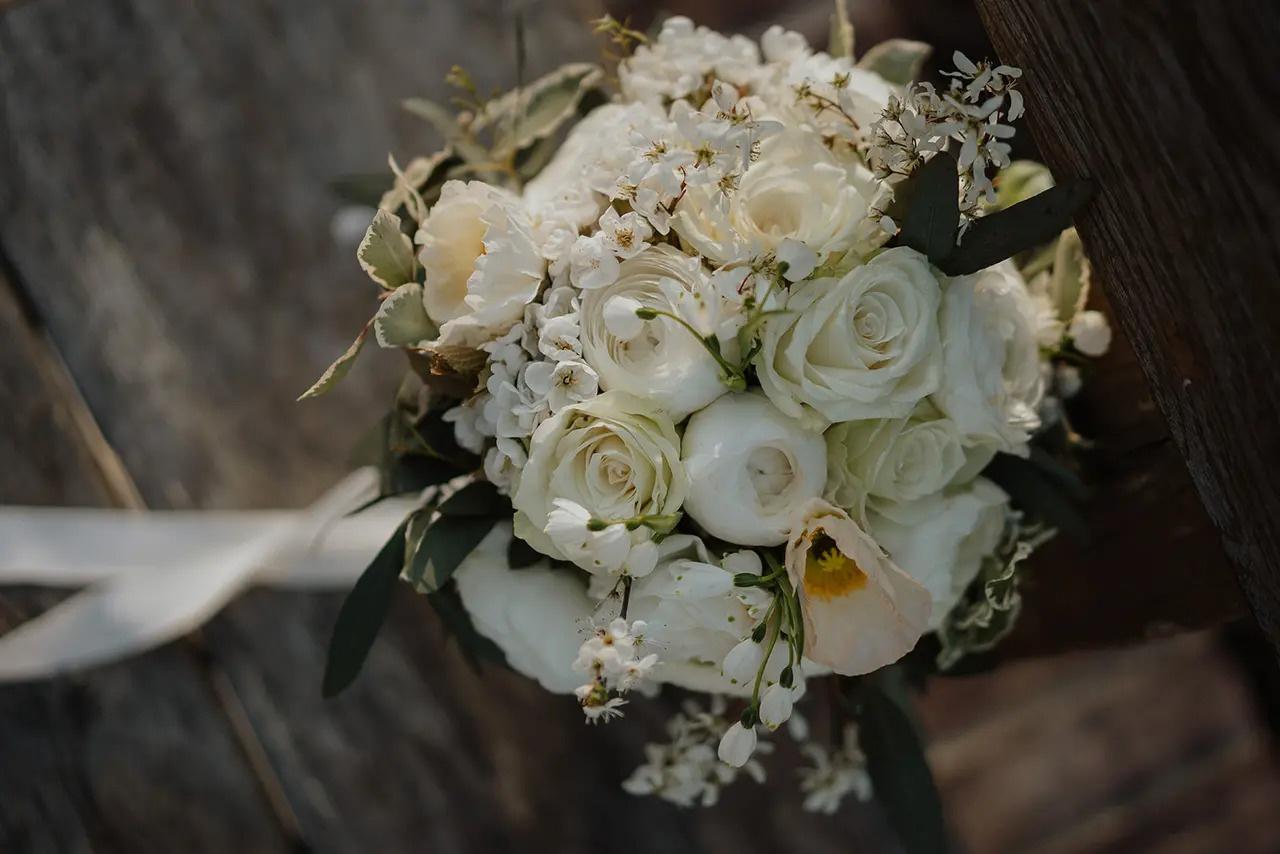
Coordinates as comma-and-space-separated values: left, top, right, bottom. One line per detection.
971, 0, 1280, 655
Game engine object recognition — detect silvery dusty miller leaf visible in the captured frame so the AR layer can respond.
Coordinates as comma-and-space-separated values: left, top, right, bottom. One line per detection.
297, 321, 371, 400
402, 98, 491, 165
357, 209, 415, 289
856, 39, 932, 86
479, 63, 604, 158
373, 282, 436, 349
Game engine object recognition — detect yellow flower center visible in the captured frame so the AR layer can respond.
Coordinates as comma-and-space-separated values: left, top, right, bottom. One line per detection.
803, 534, 868, 601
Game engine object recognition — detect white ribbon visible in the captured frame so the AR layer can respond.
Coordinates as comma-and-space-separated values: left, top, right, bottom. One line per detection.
0, 468, 413, 682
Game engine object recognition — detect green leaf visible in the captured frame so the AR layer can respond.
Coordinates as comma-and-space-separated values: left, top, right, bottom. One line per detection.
297, 321, 371, 401
386, 454, 468, 494
852, 672, 950, 854
896, 149, 960, 264
373, 282, 436, 349
940, 180, 1095, 276
438, 480, 508, 517
477, 63, 605, 158
828, 0, 855, 58
856, 39, 932, 85
984, 452, 1091, 544
357, 209, 415, 289
402, 98, 491, 164
405, 513, 499, 592
322, 517, 410, 698
425, 583, 507, 672
507, 535, 543, 569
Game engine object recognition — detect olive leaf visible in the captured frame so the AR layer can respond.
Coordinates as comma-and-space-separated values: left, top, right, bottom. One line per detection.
357, 209, 415, 289
425, 583, 507, 672
404, 514, 499, 592
940, 180, 1095, 276
895, 148, 960, 263
322, 516, 411, 697
856, 39, 932, 86
297, 321, 372, 401
373, 282, 436, 349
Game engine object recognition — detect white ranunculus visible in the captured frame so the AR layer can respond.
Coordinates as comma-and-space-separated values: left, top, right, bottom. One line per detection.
932, 261, 1045, 452
682, 393, 827, 546
756, 247, 944, 426
824, 403, 966, 514
453, 523, 592, 694
512, 390, 688, 559
784, 499, 931, 676
579, 246, 731, 420
867, 478, 1008, 629
672, 128, 876, 265
416, 180, 545, 350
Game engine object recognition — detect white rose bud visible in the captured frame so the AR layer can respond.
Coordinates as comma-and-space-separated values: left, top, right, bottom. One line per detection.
759, 684, 795, 730
721, 638, 765, 686
1068, 309, 1112, 357
682, 393, 827, 546
717, 722, 758, 768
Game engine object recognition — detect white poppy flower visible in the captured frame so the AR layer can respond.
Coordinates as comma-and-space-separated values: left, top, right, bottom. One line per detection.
757, 247, 944, 426
784, 499, 931, 675
416, 180, 545, 350
682, 393, 827, 546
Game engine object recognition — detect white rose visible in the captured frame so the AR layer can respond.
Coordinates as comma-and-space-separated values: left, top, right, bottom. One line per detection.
682, 393, 827, 546
512, 390, 688, 559
579, 245, 731, 420
867, 478, 1008, 629
933, 261, 1045, 452
672, 128, 876, 265
757, 246, 944, 426
824, 404, 966, 513
416, 180, 545, 350
453, 523, 592, 694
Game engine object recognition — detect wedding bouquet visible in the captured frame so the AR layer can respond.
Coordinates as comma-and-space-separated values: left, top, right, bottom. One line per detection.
308, 7, 1110, 830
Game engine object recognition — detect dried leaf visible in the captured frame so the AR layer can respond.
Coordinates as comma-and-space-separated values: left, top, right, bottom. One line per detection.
297, 321, 371, 401
402, 98, 491, 164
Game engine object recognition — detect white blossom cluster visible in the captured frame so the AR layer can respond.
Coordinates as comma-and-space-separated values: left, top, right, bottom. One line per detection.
335, 14, 1114, 813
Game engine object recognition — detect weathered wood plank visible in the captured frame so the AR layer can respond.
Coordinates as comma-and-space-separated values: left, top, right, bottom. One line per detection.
0, 280, 290, 854
971, 0, 1280, 656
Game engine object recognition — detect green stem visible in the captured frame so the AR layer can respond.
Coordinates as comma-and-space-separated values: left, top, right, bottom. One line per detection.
637, 308, 746, 390
750, 605, 782, 711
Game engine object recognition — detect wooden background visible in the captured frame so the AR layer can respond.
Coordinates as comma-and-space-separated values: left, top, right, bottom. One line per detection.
1, 0, 1278, 851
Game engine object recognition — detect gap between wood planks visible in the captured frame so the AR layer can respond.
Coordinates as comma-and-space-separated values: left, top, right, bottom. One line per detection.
0, 254, 311, 852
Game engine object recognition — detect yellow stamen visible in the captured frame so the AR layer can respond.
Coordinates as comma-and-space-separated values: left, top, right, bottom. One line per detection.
803, 534, 868, 601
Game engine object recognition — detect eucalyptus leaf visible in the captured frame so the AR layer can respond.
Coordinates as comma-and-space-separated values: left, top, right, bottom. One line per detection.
373, 282, 436, 349
940, 180, 1095, 276
322, 516, 410, 697
405, 513, 499, 592
379, 149, 460, 213
402, 98, 491, 164
297, 321, 371, 401
856, 39, 932, 86
829, 0, 855, 59
357, 209, 415, 289
896, 149, 960, 264
853, 671, 950, 854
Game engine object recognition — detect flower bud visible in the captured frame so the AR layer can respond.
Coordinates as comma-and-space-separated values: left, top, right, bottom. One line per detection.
722, 638, 765, 685
717, 722, 757, 768
759, 684, 794, 730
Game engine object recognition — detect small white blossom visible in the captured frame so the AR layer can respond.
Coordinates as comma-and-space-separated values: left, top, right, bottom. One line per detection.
1068, 309, 1112, 356
569, 233, 621, 290
798, 723, 873, 814
524, 359, 599, 413
717, 721, 758, 768
721, 637, 766, 686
